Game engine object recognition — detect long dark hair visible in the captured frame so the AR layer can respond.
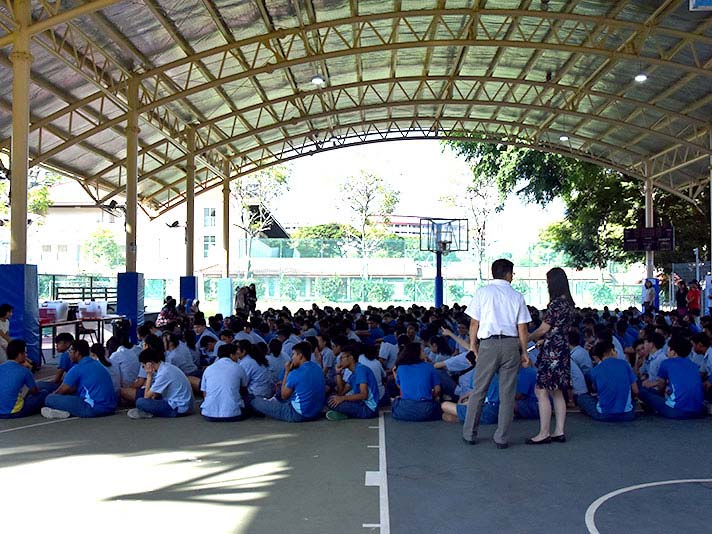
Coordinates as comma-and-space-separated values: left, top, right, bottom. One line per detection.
547, 267, 575, 306
396, 342, 424, 366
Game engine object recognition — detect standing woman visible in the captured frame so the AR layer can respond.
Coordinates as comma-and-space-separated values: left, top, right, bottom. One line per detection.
526, 268, 575, 444
0, 304, 13, 363
643, 280, 656, 313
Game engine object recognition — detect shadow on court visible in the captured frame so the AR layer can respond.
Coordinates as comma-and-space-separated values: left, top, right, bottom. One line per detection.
0, 414, 379, 534
386, 413, 712, 534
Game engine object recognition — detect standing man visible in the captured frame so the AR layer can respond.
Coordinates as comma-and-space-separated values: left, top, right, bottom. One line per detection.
462, 259, 531, 449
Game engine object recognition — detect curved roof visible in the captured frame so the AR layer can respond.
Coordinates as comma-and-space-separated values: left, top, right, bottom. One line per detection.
0, 0, 711, 216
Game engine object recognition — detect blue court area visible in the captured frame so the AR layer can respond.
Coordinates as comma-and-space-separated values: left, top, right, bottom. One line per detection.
3, 409, 712, 534
386, 414, 712, 534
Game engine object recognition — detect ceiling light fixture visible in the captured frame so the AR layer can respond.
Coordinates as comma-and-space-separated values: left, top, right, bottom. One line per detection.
634, 73, 648, 83
311, 74, 325, 86
559, 134, 569, 142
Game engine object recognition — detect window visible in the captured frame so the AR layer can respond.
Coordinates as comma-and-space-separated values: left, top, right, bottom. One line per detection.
203, 235, 215, 258
203, 208, 216, 227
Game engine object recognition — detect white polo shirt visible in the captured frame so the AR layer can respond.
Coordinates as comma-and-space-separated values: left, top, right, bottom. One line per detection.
201, 357, 248, 418
465, 279, 531, 339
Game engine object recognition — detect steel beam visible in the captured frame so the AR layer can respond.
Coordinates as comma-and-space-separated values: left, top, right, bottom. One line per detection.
125, 77, 139, 273
9, 0, 31, 264
186, 128, 196, 277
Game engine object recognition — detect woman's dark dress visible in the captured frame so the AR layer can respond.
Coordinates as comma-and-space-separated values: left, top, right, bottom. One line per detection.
536, 295, 574, 390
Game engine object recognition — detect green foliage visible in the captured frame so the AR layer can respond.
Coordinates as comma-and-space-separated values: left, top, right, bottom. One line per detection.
0, 169, 57, 220
82, 229, 124, 270
290, 223, 354, 257
350, 279, 395, 302
314, 276, 347, 302
340, 171, 401, 258
589, 283, 615, 305
145, 279, 167, 301
447, 284, 465, 302
280, 277, 305, 301
511, 280, 529, 296
405, 280, 435, 301
446, 137, 711, 268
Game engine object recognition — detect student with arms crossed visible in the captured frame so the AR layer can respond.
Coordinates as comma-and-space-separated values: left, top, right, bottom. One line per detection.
0, 339, 47, 418
251, 341, 325, 422
42, 339, 117, 419
326, 344, 380, 420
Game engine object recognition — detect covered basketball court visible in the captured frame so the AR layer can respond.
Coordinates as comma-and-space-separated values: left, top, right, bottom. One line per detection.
3, 409, 712, 533
1, 0, 712, 360
1, 2, 712, 532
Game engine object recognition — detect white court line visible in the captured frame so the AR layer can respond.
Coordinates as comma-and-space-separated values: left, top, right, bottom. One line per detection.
585, 478, 712, 534
0, 417, 78, 434
363, 412, 391, 533
0, 409, 128, 435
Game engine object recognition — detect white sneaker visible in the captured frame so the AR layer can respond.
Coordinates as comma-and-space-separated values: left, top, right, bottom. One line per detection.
127, 408, 154, 419
41, 407, 71, 419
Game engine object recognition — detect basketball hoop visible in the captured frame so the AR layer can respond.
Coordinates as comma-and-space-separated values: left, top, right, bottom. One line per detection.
438, 240, 452, 254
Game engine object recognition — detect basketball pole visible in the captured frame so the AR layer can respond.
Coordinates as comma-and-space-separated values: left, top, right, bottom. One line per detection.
435, 249, 444, 308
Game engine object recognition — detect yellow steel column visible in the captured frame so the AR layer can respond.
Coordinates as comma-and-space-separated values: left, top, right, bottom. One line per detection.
644, 175, 654, 279
223, 159, 230, 278
125, 77, 139, 272
186, 128, 196, 276
9, 0, 32, 264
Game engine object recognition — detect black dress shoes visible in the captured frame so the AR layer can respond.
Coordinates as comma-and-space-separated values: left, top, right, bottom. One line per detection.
525, 436, 552, 445
551, 434, 566, 443
462, 437, 477, 445
494, 441, 509, 449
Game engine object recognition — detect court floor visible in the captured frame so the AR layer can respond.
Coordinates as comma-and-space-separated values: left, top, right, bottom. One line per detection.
2, 409, 711, 534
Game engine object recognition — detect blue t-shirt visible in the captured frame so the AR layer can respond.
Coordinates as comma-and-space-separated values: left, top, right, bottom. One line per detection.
659, 357, 703, 413
347, 364, 379, 411
57, 351, 75, 373
516, 367, 538, 401
63, 357, 117, 412
0, 360, 36, 414
590, 358, 636, 414
396, 362, 440, 401
285, 360, 325, 418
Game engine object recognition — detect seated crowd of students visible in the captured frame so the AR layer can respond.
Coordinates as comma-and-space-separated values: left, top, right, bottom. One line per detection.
1, 301, 711, 428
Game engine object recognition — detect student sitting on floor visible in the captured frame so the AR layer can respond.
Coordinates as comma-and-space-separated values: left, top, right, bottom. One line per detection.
358, 344, 387, 405
326, 344, 380, 420
638, 336, 705, 419
128, 348, 194, 419
236, 339, 274, 401
90, 343, 121, 399
251, 341, 325, 422
42, 339, 117, 419
391, 342, 442, 422
577, 340, 638, 422
120, 333, 165, 406
0, 339, 48, 418
441, 360, 539, 424
108, 334, 141, 389
37, 332, 75, 393
266, 339, 289, 386
200, 344, 249, 422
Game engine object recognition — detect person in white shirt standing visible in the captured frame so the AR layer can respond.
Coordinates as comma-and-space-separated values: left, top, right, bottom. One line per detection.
462, 259, 531, 449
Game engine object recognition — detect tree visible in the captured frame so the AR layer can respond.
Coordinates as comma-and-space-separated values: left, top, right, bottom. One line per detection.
82, 229, 125, 272
445, 137, 710, 268
290, 223, 355, 258
440, 163, 502, 280
0, 167, 57, 222
231, 165, 290, 278
340, 171, 400, 259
